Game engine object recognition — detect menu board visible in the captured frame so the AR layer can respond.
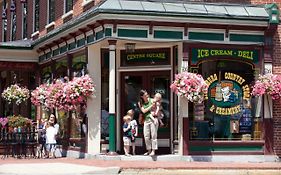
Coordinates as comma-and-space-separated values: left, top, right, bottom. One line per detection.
239, 108, 252, 133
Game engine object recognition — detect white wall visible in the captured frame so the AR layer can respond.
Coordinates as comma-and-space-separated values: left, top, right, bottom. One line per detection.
86, 43, 101, 154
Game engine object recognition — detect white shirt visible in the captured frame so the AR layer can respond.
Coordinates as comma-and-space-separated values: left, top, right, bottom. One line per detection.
46, 126, 57, 144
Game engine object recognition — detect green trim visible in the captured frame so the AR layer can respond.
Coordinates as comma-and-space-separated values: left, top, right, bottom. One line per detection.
109, 113, 116, 152
190, 145, 263, 152
154, 30, 183, 39
189, 32, 224, 41
68, 42, 76, 50
118, 29, 148, 38
60, 45, 67, 54
32, 6, 269, 48
39, 55, 46, 62
87, 34, 95, 43
53, 48, 60, 56
46, 52, 52, 59
230, 34, 264, 42
96, 31, 104, 40
77, 38, 85, 47
105, 28, 112, 37
0, 45, 33, 50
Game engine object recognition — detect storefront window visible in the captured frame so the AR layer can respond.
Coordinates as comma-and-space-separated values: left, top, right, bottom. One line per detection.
55, 59, 67, 80
41, 66, 52, 83
70, 53, 87, 139
72, 54, 87, 77
189, 49, 262, 141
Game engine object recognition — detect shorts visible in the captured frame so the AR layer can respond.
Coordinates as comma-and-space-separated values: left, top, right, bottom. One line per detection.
123, 137, 131, 146
45, 143, 56, 152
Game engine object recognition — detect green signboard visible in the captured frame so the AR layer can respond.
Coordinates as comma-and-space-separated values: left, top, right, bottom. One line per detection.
121, 48, 170, 66
191, 48, 259, 64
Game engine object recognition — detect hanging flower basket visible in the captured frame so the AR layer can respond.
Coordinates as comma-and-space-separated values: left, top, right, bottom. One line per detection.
170, 72, 208, 104
31, 83, 50, 109
252, 73, 281, 100
31, 74, 96, 111
2, 84, 30, 105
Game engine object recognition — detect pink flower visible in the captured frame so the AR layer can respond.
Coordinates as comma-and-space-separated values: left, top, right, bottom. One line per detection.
170, 72, 208, 103
252, 74, 281, 100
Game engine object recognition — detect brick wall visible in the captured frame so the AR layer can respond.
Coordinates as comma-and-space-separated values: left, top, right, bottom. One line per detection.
27, 0, 34, 37
39, 0, 47, 36
16, 1, 22, 40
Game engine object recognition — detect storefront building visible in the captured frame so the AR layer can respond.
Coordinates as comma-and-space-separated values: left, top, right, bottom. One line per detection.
0, 0, 280, 159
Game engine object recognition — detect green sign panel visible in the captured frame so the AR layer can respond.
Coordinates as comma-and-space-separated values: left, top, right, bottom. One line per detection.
121, 48, 170, 66
191, 48, 259, 64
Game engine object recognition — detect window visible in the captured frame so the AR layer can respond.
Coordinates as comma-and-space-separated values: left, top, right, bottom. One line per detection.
48, 0, 55, 23
2, 0, 7, 42
33, 0, 40, 32
11, 12, 16, 41
65, 0, 73, 13
189, 60, 262, 141
22, 2, 28, 39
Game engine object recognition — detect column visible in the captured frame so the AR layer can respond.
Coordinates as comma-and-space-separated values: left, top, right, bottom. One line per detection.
108, 40, 118, 154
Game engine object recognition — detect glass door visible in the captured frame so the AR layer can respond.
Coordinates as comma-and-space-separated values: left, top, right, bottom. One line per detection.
120, 71, 171, 154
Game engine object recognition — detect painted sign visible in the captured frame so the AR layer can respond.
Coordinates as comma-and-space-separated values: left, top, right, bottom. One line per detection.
191, 48, 259, 64
206, 72, 251, 116
121, 48, 170, 66
0, 61, 37, 70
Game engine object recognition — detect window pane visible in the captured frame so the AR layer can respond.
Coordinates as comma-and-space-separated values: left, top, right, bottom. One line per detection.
65, 0, 73, 13
34, 0, 40, 32
11, 12, 16, 41
189, 60, 263, 141
22, 3, 27, 39
48, 0, 55, 23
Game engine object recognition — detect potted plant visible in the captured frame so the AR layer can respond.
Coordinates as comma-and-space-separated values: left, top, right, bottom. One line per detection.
7, 115, 32, 132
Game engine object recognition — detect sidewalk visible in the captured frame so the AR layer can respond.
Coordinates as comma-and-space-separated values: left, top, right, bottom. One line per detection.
0, 156, 281, 175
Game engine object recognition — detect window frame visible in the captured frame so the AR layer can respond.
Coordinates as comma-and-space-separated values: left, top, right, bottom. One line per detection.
64, 0, 73, 14
48, 0, 55, 24
33, 0, 40, 33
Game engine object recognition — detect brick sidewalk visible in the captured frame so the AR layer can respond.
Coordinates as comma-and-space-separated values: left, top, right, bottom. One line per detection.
0, 157, 280, 170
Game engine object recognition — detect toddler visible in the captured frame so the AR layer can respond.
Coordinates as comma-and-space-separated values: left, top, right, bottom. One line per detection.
123, 115, 132, 156
127, 109, 138, 155
151, 93, 164, 127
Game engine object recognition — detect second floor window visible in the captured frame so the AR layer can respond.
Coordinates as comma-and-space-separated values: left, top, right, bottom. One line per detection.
11, 12, 16, 41
48, 0, 55, 23
65, 0, 73, 13
2, 0, 7, 42
33, 0, 40, 32
22, 2, 27, 39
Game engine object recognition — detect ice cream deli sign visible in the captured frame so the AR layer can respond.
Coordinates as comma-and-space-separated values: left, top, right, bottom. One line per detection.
206, 72, 251, 115
191, 48, 259, 64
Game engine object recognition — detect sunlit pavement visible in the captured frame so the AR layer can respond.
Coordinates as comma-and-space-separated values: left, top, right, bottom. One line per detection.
0, 156, 280, 175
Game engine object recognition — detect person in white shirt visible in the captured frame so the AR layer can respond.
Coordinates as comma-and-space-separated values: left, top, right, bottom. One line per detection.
127, 109, 138, 155
45, 121, 57, 158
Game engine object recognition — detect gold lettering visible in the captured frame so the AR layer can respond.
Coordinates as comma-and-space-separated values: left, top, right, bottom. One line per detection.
198, 49, 209, 58
224, 72, 245, 85
238, 51, 254, 60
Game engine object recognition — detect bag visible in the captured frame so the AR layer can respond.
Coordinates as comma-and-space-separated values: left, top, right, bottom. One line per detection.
138, 113, 144, 126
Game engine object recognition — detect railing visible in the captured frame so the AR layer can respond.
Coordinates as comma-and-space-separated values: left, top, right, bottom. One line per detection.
0, 126, 38, 159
